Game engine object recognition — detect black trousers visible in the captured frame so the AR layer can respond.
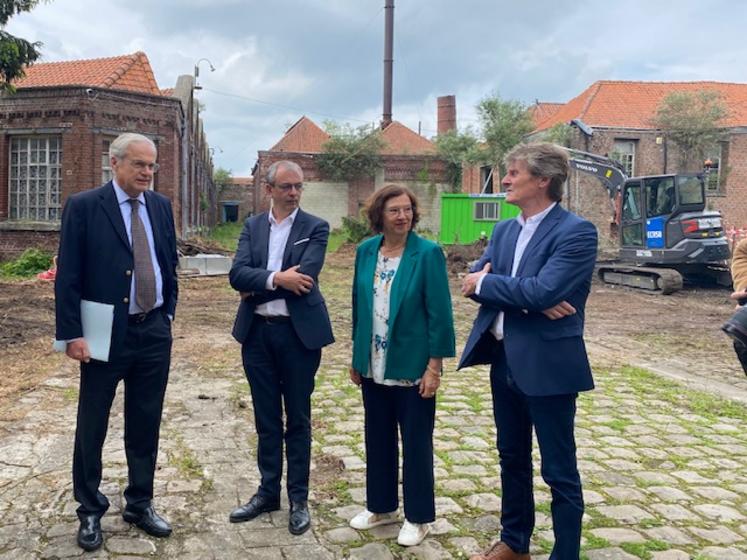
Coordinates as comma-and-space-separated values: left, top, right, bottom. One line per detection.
490, 346, 583, 560
735, 340, 747, 375
73, 309, 172, 520
360, 377, 436, 524
241, 318, 320, 503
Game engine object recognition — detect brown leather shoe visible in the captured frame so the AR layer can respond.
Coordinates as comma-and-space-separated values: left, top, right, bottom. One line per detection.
470, 541, 530, 560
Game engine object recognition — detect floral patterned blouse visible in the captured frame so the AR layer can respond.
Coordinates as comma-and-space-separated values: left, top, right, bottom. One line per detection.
370, 251, 416, 386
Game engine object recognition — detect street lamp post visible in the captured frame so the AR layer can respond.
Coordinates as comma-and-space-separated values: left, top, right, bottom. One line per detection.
191, 58, 215, 231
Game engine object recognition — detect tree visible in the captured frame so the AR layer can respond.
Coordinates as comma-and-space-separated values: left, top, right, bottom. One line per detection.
1, 1, 46, 93
213, 167, 232, 192
540, 123, 574, 147
652, 90, 729, 171
477, 93, 535, 176
316, 122, 383, 181
434, 127, 483, 191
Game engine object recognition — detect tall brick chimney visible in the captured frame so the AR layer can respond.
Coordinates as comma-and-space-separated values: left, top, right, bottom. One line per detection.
437, 95, 456, 135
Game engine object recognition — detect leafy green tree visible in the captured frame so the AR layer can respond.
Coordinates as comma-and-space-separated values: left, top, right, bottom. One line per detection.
0, 0, 46, 93
652, 90, 729, 171
478, 93, 535, 176
434, 128, 483, 191
317, 122, 383, 181
540, 123, 574, 147
213, 167, 232, 192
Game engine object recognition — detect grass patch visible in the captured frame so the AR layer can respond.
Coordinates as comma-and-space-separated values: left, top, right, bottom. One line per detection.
207, 221, 243, 252
621, 365, 747, 421
166, 434, 213, 491
327, 229, 347, 254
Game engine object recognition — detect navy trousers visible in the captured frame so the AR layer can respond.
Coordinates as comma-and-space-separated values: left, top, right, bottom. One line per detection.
241, 318, 320, 503
360, 377, 436, 523
73, 309, 172, 520
490, 348, 583, 560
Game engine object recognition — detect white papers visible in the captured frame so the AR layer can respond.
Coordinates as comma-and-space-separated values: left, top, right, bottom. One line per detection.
53, 300, 114, 362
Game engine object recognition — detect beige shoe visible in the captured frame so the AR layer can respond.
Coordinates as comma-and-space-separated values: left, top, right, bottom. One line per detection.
397, 520, 429, 546
349, 509, 398, 530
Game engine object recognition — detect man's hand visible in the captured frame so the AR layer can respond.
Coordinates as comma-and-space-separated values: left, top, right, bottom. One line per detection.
274, 265, 313, 295
730, 290, 747, 309
461, 262, 491, 297
542, 300, 576, 320
349, 367, 363, 386
66, 338, 91, 363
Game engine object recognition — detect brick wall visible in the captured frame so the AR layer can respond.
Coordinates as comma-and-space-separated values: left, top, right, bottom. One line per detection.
0, 86, 186, 259
254, 151, 449, 230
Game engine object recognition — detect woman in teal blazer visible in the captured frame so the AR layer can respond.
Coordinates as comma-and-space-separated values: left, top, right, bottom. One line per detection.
348, 185, 455, 547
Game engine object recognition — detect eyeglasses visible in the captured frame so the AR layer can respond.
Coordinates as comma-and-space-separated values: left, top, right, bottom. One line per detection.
386, 206, 413, 217
274, 182, 304, 192
126, 159, 160, 172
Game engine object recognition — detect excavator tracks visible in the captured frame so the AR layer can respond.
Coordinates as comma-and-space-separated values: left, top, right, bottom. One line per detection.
597, 265, 684, 295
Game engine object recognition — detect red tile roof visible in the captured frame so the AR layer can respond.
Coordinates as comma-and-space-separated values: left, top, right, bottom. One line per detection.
380, 121, 436, 155
270, 116, 330, 153
269, 116, 436, 156
534, 80, 747, 132
15, 51, 162, 95
160, 88, 175, 97
529, 102, 564, 127
230, 177, 254, 186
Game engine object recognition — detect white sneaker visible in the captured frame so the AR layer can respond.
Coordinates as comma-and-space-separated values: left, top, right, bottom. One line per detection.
349, 509, 399, 530
397, 520, 429, 546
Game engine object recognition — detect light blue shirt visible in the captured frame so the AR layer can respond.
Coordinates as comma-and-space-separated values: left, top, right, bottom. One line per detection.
112, 182, 164, 314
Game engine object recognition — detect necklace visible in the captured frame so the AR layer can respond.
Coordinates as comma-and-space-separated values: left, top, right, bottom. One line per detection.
380, 241, 405, 257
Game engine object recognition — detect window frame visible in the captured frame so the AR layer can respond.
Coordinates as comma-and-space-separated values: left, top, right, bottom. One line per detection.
9, 135, 63, 222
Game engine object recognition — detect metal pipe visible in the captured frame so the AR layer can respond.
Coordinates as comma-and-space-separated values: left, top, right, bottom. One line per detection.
382, 0, 394, 128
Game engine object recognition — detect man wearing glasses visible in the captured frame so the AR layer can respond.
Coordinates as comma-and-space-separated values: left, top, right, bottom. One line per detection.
228, 160, 334, 535
56, 133, 178, 551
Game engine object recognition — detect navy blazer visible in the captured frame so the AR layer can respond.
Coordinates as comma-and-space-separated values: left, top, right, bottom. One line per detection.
458, 204, 598, 396
229, 209, 334, 350
55, 182, 178, 358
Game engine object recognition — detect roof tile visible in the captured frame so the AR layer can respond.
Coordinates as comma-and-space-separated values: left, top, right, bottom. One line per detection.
535, 80, 747, 131
15, 51, 162, 95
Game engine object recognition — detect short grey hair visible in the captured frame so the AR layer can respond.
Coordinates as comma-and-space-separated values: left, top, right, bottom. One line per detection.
266, 160, 303, 185
109, 133, 157, 160
504, 142, 568, 202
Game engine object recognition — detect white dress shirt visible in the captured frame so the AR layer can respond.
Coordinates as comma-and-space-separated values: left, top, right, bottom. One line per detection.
477, 202, 556, 340
255, 208, 299, 317
112, 182, 164, 314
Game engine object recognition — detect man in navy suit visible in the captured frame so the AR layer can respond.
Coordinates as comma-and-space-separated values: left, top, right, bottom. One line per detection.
56, 133, 178, 551
228, 160, 334, 535
459, 143, 597, 560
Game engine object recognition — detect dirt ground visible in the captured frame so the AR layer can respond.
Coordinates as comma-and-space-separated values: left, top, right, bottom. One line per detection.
0, 246, 740, 415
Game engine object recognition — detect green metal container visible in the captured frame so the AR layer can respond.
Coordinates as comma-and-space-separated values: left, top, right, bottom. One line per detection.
439, 193, 521, 245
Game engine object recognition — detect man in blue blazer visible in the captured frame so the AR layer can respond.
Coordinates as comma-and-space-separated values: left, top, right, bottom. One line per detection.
228, 160, 334, 535
55, 133, 178, 551
459, 143, 597, 560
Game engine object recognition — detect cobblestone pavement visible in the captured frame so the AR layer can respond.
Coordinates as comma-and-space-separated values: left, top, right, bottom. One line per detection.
2, 251, 747, 559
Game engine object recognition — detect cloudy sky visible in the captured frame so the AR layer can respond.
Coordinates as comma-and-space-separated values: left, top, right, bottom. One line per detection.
8, 0, 747, 176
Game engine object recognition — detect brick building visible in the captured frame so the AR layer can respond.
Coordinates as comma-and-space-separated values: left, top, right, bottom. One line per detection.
530, 80, 747, 247
0, 52, 215, 259
218, 176, 254, 222
254, 112, 450, 232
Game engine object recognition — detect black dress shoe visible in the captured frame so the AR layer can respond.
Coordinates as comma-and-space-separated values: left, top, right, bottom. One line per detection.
289, 500, 311, 535
77, 514, 103, 551
122, 505, 172, 537
229, 494, 281, 523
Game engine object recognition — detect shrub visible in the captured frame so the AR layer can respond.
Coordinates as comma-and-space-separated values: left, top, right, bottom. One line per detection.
341, 215, 371, 244
0, 248, 53, 277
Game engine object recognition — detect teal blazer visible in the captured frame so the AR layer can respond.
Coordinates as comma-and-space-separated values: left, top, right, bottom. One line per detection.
351, 231, 455, 381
